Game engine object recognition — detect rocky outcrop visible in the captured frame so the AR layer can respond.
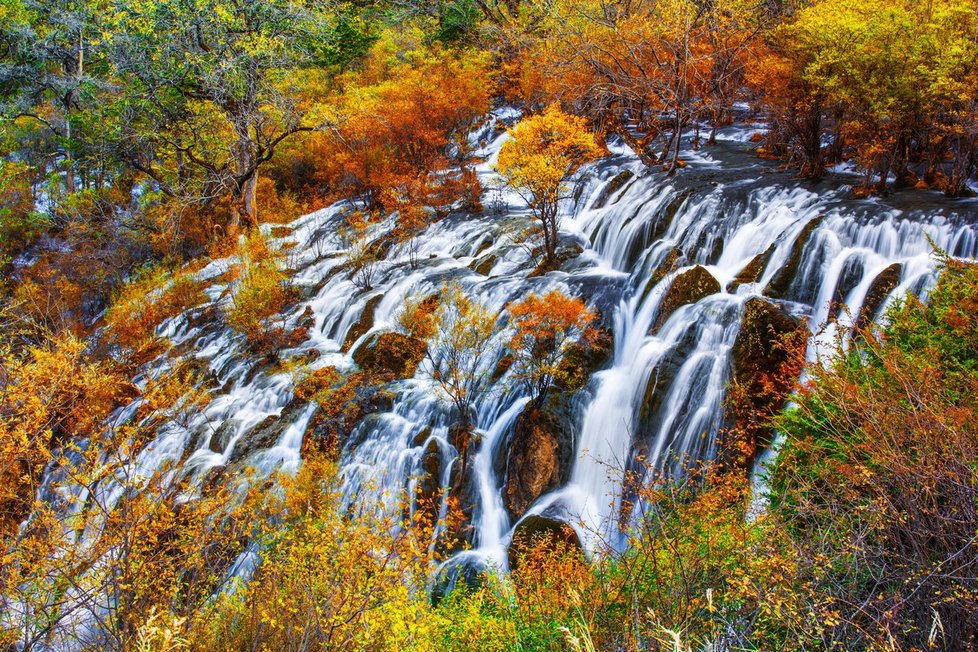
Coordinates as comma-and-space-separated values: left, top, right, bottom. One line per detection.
342, 294, 383, 352
507, 515, 583, 572
764, 216, 823, 299
728, 243, 775, 292
351, 331, 427, 379
651, 265, 721, 334
503, 407, 565, 519
554, 325, 614, 393
726, 298, 807, 468
591, 169, 635, 209
855, 263, 902, 331
648, 247, 683, 290
827, 256, 865, 320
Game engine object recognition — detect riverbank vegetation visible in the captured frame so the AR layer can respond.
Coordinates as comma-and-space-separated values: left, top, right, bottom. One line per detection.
2, 257, 975, 650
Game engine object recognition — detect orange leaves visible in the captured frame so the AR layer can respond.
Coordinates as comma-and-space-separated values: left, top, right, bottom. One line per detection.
305, 38, 491, 212
224, 232, 294, 350
105, 267, 208, 362
0, 333, 134, 535
507, 289, 596, 406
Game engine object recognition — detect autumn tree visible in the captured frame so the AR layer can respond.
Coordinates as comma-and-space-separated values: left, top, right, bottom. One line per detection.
752, 0, 978, 194
496, 104, 601, 268
517, 0, 763, 167
106, 0, 374, 232
507, 289, 595, 407
421, 283, 498, 427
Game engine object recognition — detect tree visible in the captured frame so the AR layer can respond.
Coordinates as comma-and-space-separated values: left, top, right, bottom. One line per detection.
106, 0, 372, 232
751, 0, 978, 194
496, 104, 601, 268
0, 0, 113, 195
421, 283, 498, 427
507, 289, 595, 407
517, 0, 763, 167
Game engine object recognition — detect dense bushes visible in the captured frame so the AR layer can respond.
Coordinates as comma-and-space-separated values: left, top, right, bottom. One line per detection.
772, 256, 978, 649
224, 233, 295, 350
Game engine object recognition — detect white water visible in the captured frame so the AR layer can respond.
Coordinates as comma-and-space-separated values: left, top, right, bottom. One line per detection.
21, 112, 978, 643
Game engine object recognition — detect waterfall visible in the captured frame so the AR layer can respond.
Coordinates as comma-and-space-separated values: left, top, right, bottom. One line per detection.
32, 111, 978, 604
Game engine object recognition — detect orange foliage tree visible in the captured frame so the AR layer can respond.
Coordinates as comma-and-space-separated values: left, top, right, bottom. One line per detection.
517, 0, 762, 167
507, 289, 595, 407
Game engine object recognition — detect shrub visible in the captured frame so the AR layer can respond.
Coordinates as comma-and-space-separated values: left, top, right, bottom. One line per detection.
224, 232, 293, 350
105, 266, 208, 361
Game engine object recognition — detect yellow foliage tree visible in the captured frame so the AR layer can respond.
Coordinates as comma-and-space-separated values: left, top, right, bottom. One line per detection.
496, 105, 602, 269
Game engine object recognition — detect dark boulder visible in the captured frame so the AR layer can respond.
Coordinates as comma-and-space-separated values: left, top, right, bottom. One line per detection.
651, 265, 721, 334
855, 263, 902, 331
414, 438, 446, 530
728, 243, 775, 292
503, 407, 565, 519
342, 294, 383, 352
648, 247, 683, 291
764, 216, 823, 299
590, 169, 635, 209
554, 325, 614, 393
430, 554, 490, 605
827, 256, 866, 320
726, 298, 807, 468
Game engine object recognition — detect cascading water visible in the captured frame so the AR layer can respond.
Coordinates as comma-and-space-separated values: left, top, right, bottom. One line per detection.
30, 109, 978, 618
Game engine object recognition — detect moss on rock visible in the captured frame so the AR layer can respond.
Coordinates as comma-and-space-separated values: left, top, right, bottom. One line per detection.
651, 265, 721, 334
590, 169, 635, 209
764, 216, 823, 299
856, 263, 902, 331
507, 515, 583, 572
728, 243, 775, 292
351, 331, 427, 379
342, 294, 383, 352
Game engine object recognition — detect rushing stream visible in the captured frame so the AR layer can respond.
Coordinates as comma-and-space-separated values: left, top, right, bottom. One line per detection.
34, 109, 978, 606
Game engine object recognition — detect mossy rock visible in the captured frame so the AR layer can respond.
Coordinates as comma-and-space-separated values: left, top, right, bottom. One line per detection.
342, 294, 383, 352
728, 243, 775, 292
591, 169, 635, 209
727, 298, 808, 467
530, 241, 584, 277
827, 256, 865, 321
651, 265, 721, 334
414, 439, 445, 529
508, 515, 583, 572
764, 216, 823, 299
227, 398, 307, 464
855, 263, 902, 331
637, 323, 700, 439
641, 247, 683, 302
554, 326, 614, 392
351, 331, 427, 380
471, 254, 497, 276
732, 299, 801, 384
650, 247, 683, 288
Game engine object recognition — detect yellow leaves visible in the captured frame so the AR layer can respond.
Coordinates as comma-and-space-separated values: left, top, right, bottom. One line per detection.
497, 104, 602, 207
105, 265, 208, 360
224, 231, 293, 348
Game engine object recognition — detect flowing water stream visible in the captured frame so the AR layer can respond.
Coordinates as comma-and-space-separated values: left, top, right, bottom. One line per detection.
30, 109, 978, 617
